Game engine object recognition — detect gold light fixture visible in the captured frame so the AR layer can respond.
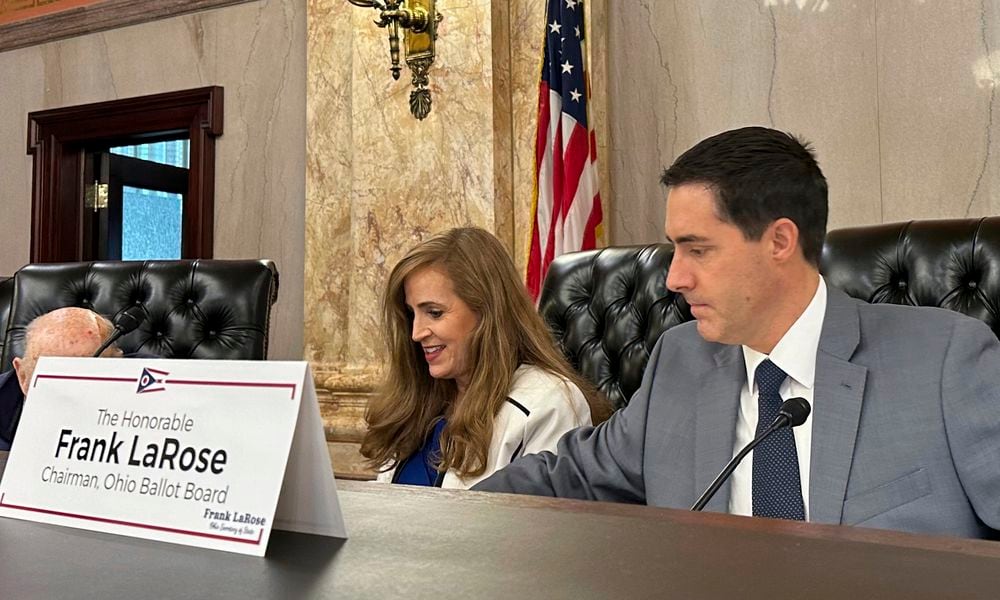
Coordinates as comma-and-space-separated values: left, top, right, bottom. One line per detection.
347, 0, 442, 120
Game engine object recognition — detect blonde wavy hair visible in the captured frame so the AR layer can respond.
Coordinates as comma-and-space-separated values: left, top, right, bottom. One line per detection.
361, 227, 608, 479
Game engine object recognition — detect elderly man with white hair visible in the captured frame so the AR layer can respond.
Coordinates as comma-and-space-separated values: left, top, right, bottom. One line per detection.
0, 307, 122, 450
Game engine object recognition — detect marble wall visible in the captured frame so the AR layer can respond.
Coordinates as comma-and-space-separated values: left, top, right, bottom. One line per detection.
607, 0, 1000, 244
305, 0, 600, 474
0, 0, 306, 360
307, 0, 498, 383
307, 0, 500, 473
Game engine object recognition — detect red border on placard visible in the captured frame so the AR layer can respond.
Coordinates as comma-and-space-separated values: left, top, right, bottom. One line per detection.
12, 366, 300, 545
35, 375, 135, 385
34, 373, 298, 399
0, 493, 264, 545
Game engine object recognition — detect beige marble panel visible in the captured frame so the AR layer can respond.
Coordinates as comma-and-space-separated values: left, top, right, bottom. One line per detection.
608, 0, 880, 243
306, 0, 542, 476
509, 0, 546, 273
0, 0, 306, 360
305, 0, 366, 477
878, 1, 1000, 223
306, 0, 497, 376
306, 0, 605, 386
328, 441, 375, 480
491, 0, 514, 253
346, 0, 496, 367
304, 0, 353, 368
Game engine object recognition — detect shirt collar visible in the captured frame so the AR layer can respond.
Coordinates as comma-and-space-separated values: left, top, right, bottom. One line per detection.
742, 277, 827, 392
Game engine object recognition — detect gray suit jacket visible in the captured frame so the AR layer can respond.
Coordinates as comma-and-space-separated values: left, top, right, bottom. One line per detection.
475, 288, 1000, 539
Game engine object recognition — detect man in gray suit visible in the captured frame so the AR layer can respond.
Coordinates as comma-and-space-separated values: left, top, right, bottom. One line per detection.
475, 127, 1000, 539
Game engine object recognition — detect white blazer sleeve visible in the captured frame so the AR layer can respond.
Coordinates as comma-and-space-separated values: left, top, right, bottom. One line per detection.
374, 465, 395, 483
504, 365, 592, 458
447, 367, 591, 489
520, 379, 591, 456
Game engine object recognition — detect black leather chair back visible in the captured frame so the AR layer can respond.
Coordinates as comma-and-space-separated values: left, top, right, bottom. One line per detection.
538, 245, 688, 409
821, 217, 1000, 337
0, 276, 13, 367
0, 260, 279, 370
540, 217, 1000, 409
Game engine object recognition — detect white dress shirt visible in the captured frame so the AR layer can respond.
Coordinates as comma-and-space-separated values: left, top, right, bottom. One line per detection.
728, 277, 827, 520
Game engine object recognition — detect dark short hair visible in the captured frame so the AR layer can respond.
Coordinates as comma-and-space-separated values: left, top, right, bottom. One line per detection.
660, 126, 828, 266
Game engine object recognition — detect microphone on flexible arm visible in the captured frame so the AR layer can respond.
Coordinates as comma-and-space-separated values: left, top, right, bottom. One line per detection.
690, 396, 811, 512
92, 305, 146, 358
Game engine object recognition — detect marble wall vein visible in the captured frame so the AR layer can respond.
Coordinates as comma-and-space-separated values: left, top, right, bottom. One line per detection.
608, 0, 999, 244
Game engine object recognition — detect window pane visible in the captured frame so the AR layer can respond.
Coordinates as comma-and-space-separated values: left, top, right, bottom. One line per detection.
111, 140, 189, 168
121, 186, 183, 260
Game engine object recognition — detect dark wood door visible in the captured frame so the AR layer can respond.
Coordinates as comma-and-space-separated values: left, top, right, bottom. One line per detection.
82, 151, 189, 260
27, 87, 222, 262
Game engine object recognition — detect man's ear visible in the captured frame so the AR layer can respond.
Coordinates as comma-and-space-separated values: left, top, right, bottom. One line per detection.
767, 218, 801, 263
12, 357, 29, 395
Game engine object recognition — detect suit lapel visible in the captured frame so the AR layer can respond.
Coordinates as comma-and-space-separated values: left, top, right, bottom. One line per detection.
694, 345, 744, 513
809, 288, 867, 525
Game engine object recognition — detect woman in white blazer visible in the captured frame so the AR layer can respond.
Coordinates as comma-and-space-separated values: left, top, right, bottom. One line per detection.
362, 227, 608, 489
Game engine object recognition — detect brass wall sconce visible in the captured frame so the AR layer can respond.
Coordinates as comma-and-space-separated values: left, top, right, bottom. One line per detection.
347, 0, 442, 120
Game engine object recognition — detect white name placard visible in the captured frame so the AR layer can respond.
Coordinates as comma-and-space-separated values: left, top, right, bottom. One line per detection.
0, 357, 347, 556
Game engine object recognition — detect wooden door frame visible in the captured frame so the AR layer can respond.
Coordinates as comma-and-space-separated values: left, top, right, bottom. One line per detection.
27, 86, 223, 262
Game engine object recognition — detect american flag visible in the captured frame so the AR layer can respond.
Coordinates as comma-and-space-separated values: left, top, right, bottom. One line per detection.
526, 0, 604, 301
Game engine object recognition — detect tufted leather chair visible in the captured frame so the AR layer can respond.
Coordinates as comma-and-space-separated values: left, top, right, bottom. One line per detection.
0, 276, 12, 366
0, 260, 279, 370
538, 245, 688, 409
540, 217, 1000, 409
820, 218, 1000, 336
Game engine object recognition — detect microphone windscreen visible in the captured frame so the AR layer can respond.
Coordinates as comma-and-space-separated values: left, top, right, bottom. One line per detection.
114, 305, 146, 335
778, 397, 811, 427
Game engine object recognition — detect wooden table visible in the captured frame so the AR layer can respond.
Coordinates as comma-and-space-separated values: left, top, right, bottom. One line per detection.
2, 479, 999, 598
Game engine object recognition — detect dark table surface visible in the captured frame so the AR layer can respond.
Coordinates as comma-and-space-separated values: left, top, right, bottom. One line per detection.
2, 479, 1000, 599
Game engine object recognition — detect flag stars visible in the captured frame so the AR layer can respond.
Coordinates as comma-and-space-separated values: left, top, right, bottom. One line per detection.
549, 20, 561, 34
561, 60, 574, 74
575, 25, 581, 38
565, 0, 578, 9
570, 89, 582, 102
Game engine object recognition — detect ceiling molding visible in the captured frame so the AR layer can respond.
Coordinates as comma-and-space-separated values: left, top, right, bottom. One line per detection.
0, 0, 254, 54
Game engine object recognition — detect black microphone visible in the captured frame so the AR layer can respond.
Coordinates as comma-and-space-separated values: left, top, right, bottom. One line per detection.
690, 397, 811, 512
92, 305, 146, 357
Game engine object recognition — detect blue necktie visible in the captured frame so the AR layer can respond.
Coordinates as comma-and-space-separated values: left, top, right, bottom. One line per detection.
752, 359, 805, 520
